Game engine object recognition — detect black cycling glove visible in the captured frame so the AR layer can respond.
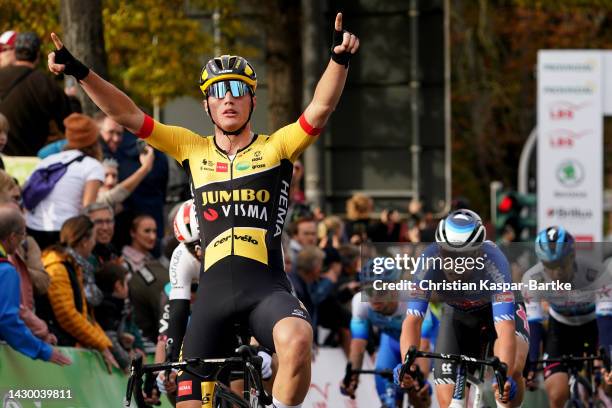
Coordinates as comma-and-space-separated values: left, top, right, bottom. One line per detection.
54, 46, 90, 81
331, 28, 351, 68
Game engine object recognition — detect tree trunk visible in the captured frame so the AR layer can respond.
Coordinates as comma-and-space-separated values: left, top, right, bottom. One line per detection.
263, 0, 301, 132
60, 0, 108, 116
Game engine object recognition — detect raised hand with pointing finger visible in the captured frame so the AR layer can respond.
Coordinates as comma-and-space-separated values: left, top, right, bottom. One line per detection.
331, 12, 360, 68
48, 33, 89, 80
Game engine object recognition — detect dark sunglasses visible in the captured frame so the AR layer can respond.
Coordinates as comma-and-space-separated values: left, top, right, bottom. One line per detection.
206, 80, 252, 99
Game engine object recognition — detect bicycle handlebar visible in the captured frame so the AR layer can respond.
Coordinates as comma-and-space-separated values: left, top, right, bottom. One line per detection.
535, 348, 609, 367
399, 346, 508, 401
125, 344, 272, 407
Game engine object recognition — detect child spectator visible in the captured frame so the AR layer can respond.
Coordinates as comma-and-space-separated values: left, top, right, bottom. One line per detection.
95, 262, 144, 371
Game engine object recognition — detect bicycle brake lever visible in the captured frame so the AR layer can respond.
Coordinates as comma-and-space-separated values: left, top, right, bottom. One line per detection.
125, 356, 143, 406
494, 360, 508, 403
399, 346, 419, 383
342, 362, 353, 388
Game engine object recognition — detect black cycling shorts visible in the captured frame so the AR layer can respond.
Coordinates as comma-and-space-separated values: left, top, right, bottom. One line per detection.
176, 257, 311, 403
542, 315, 597, 379
433, 302, 530, 385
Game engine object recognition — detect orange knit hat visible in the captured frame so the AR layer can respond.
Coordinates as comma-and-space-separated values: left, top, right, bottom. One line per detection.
64, 113, 98, 149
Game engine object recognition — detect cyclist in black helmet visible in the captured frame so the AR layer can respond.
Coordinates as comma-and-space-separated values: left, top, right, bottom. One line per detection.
48, 12, 359, 408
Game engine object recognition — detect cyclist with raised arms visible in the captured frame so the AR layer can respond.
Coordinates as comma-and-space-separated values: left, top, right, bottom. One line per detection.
396, 209, 530, 408
522, 226, 612, 408
48, 13, 359, 408
340, 269, 432, 408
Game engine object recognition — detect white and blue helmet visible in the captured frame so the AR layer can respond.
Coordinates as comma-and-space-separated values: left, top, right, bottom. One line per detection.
436, 209, 486, 251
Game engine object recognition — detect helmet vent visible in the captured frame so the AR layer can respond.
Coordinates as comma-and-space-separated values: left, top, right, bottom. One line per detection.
229, 56, 238, 68
213, 58, 224, 71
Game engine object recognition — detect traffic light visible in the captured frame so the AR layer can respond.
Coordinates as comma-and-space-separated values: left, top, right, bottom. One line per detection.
494, 190, 537, 241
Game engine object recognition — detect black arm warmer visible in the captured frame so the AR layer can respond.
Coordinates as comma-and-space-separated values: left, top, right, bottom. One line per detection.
528, 321, 544, 369
168, 299, 191, 361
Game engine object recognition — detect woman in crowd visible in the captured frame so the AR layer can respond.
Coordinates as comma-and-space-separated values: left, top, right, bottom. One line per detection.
96, 145, 154, 213
25, 113, 104, 250
121, 214, 168, 345
37, 215, 118, 370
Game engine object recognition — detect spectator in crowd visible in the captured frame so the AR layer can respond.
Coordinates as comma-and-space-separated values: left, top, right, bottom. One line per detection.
336, 244, 362, 305
0, 30, 17, 68
369, 207, 402, 242
0, 206, 71, 366
95, 113, 124, 158
97, 145, 155, 213
318, 215, 344, 249
288, 217, 318, 265
37, 215, 118, 370
25, 113, 104, 250
290, 160, 305, 205
0, 173, 54, 345
288, 245, 325, 324
0, 170, 50, 296
115, 132, 169, 257
122, 214, 169, 343
345, 193, 373, 244
0, 32, 72, 156
315, 246, 352, 354
82, 202, 121, 267
0, 112, 9, 169
95, 262, 144, 371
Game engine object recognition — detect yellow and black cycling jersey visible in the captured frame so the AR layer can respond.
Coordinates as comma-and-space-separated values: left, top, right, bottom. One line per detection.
137, 114, 319, 273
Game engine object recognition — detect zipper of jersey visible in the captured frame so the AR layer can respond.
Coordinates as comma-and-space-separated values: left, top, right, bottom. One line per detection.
229, 154, 235, 257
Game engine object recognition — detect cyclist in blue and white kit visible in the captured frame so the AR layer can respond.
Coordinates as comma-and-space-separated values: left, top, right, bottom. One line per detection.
523, 226, 612, 408
397, 209, 530, 408
340, 273, 432, 408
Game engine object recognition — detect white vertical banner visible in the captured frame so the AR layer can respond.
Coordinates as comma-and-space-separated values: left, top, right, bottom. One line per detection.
537, 51, 603, 241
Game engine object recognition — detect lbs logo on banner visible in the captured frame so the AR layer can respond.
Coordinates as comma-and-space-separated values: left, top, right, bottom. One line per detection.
537, 51, 603, 241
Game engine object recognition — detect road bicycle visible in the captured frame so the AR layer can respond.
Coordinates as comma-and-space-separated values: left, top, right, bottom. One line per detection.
533, 347, 611, 408
124, 337, 272, 407
398, 346, 508, 408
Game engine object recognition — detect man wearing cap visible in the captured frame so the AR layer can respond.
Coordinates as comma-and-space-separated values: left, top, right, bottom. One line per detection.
0, 32, 72, 156
0, 30, 17, 68
25, 113, 104, 249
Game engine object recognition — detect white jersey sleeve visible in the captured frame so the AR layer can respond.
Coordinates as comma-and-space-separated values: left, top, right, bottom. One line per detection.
168, 243, 201, 300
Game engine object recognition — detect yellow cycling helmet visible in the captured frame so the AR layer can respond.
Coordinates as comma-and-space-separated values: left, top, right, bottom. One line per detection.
199, 55, 257, 95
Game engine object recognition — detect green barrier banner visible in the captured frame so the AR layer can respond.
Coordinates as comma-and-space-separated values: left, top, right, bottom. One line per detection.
0, 155, 40, 186
0, 344, 173, 408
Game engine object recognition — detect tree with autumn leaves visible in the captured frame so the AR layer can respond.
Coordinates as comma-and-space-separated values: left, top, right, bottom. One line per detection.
3, 0, 610, 216
451, 0, 612, 216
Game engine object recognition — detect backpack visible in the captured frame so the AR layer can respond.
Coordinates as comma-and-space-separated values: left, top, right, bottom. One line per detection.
22, 154, 85, 211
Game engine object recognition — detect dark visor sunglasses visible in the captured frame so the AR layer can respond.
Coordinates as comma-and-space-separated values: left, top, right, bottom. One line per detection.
207, 80, 252, 99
